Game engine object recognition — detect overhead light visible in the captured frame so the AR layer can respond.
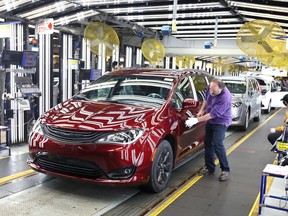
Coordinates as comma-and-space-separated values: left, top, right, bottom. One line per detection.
55, 1, 65, 12
54, 10, 99, 26
136, 18, 239, 26
239, 10, 288, 21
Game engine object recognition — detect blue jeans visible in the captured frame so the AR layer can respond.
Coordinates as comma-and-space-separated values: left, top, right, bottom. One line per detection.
204, 123, 230, 172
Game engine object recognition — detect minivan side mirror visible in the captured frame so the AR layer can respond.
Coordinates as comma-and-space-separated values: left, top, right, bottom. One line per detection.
183, 98, 198, 108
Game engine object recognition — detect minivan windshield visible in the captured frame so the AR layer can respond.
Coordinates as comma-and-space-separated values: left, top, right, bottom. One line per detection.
223, 81, 246, 94
72, 74, 174, 106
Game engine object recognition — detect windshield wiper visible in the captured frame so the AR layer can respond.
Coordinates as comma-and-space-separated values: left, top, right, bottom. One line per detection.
72, 94, 89, 101
104, 99, 121, 103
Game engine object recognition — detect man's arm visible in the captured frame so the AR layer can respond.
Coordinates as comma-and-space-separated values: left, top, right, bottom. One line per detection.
185, 100, 211, 128
196, 100, 212, 123
197, 100, 207, 117
197, 113, 212, 122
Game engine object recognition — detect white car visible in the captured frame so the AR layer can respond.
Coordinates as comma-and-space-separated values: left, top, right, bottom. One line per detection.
251, 75, 280, 113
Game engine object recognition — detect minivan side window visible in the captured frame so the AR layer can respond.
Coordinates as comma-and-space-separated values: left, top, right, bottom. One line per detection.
248, 79, 254, 95
192, 76, 207, 102
248, 79, 259, 95
176, 76, 194, 100
173, 76, 193, 109
253, 79, 258, 91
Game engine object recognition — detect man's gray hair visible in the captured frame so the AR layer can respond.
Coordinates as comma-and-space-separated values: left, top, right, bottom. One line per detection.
211, 78, 225, 89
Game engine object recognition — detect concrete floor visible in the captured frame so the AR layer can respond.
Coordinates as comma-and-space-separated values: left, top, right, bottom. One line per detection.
1, 109, 288, 216
152, 109, 288, 216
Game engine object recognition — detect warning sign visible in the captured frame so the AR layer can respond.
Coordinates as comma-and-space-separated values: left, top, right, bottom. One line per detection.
36, 18, 54, 35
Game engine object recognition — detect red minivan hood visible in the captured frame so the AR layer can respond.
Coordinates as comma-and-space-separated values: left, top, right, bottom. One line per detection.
42, 99, 157, 131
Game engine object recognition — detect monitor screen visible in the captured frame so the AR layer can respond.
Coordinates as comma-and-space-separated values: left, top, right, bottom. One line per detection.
21, 51, 38, 67
79, 69, 102, 82
79, 69, 91, 82
0, 50, 23, 67
90, 69, 102, 81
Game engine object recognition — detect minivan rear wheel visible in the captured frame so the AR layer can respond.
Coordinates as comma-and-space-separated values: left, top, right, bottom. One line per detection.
141, 140, 173, 193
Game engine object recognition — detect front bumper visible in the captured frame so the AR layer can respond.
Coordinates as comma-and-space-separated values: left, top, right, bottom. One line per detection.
28, 132, 151, 185
230, 106, 246, 126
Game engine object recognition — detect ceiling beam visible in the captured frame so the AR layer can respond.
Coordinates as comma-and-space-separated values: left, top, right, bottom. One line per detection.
91, 13, 158, 38
5, 0, 54, 16
114, 7, 231, 17
219, 0, 245, 23
165, 48, 245, 56
230, 0, 288, 8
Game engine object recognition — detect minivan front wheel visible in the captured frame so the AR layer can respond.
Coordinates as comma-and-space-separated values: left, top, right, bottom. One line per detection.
240, 110, 249, 131
141, 140, 173, 193
253, 106, 261, 122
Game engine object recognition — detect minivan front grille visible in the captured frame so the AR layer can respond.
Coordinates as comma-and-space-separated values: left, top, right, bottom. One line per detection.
41, 124, 108, 144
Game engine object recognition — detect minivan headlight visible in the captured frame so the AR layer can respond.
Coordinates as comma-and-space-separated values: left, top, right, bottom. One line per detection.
32, 118, 43, 135
97, 129, 144, 144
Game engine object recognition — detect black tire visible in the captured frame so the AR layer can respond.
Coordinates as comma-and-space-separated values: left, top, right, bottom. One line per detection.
253, 106, 261, 122
240, 110, 249, 131
264, 101, 271, 114
141, 140, 173, 193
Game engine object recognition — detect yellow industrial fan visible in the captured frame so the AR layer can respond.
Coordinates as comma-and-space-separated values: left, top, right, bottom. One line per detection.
212, 57, 227, 70
236, 19, 286, 59
226, 64, 238, 74
176, 56, 195, 69
260, 51, 288, 70
141, 38, 165, 64
84, 21, 119, 57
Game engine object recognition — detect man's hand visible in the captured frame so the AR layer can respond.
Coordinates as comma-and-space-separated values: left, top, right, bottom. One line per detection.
270, 128, 276, 133
197, 110, 205, 117
185, 117, 199, 128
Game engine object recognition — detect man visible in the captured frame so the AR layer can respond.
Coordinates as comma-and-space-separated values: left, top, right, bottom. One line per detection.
112, 61, 119, 71
268, 94, 288, 145
185, 78, 232, 181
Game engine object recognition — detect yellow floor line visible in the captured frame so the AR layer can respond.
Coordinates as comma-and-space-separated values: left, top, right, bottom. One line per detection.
248, 157, 279, 216
0, 151, 28, 160
248, 175, 275, 216
149, 109, 283, 215
148, 176, 203, 216
0, 169, 35, 185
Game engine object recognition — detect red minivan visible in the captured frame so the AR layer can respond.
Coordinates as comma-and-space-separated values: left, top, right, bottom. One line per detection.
28, 68, 214, 192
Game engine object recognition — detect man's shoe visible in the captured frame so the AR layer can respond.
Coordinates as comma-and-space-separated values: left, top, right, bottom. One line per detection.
200, 168, 214, 175
219, 171, 230, 181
